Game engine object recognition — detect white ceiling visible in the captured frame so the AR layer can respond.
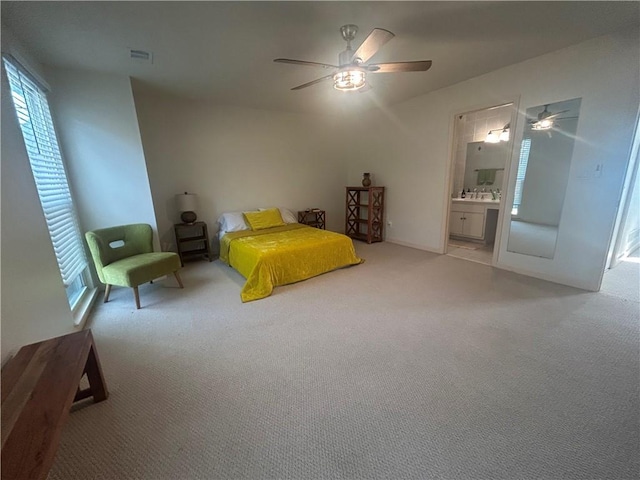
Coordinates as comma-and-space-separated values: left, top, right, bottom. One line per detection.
2, 1, 638, 115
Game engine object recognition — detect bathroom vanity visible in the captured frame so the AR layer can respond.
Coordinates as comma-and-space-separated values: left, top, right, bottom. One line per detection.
449, 198, 500, 244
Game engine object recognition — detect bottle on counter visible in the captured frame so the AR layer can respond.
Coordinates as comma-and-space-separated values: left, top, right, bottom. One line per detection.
461, 189, 466, 198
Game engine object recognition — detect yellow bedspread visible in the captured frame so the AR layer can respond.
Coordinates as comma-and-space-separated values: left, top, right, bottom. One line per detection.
220, 224, 363, 302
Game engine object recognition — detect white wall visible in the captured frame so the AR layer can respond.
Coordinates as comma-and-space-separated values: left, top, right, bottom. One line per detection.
132, 88, 349, 251
45, 68, 160, 252
1, 30, 77, 364
346, 28, 639, 290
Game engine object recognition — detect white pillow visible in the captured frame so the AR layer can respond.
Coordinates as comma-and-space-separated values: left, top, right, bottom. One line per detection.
259, 207, 297, 224
217, 212, 249, 233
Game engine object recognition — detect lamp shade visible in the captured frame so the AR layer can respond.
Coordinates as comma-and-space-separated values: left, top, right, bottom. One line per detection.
176, 193, 198, 212
176, 193, 198, 224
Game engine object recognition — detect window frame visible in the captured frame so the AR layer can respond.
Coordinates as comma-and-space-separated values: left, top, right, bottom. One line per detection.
2, 54, 95, 320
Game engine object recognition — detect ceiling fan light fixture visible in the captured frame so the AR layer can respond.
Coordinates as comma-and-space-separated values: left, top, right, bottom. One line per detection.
333, 69, 366, 91
532, 119, 553, 130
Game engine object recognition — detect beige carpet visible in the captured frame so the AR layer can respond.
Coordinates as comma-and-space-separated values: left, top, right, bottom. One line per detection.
50, 242, 639, 479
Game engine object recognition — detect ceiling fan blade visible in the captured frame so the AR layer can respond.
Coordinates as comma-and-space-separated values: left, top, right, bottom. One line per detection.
291, 74, 334, 90
545, 109, 571, 119
350, 28, 395, 64
367, 60, 432, 73
274, 58, 338, 70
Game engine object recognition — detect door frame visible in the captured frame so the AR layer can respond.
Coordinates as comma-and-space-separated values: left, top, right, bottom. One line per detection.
606, 106, 640, 269
442, 98, 520, 265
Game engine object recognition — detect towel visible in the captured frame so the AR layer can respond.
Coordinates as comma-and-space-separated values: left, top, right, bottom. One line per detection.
477, 169, 497, 185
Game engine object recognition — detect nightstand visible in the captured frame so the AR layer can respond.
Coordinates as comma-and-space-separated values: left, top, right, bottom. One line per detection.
173, 221, 213, 265
298, 210, 326, 229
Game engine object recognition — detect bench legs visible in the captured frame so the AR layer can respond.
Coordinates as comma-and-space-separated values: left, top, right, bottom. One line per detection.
74, 344, 109, 403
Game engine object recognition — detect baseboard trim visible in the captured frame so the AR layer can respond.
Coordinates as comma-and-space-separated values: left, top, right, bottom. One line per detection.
386, 238, 443, 254
495, 262, 595, 292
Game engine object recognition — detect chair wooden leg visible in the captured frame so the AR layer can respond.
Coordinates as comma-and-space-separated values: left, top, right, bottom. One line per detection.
174, 271, 184, 289
104, 284, 112, 303
133, 286, 141, 309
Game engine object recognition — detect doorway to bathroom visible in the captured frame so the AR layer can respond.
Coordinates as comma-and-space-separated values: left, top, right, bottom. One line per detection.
446, 102, 515, 266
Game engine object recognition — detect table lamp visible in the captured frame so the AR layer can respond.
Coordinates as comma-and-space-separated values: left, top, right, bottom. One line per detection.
176, 192, 198, 224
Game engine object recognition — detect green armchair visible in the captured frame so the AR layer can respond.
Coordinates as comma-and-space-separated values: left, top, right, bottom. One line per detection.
85, 223, 183, 309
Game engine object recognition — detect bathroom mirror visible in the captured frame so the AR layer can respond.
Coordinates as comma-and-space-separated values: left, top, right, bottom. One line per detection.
464, 141, 509, 191
506, 97, 581, 258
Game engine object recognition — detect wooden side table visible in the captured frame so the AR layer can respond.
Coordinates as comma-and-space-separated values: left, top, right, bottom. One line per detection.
174, 221, 213, 265
298, 210, 326, 229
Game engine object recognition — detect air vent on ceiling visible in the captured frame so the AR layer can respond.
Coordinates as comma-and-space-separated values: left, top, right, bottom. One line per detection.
128, 48, 153, 64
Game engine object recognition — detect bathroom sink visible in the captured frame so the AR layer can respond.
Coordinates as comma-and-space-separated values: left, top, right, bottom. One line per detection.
452, 197, 500, 203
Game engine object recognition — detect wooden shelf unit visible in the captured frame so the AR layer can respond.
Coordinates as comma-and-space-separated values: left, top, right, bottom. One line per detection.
345, 186, 385, 243
174, 221, 213, 265
298, 210, 326, 229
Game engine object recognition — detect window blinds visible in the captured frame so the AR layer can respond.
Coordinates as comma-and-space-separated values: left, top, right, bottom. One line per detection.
513, 138, 532, 210
3, 57, 88, 287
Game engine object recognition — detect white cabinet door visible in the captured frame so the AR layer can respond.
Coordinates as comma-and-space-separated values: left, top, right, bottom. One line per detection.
462, 212, 485, 239
449, 211, 465, 236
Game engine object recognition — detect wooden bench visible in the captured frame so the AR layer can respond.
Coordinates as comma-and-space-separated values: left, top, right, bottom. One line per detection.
1, 329, 108, 480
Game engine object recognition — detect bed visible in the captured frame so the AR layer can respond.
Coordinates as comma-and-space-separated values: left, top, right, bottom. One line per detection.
218, 208, 363, 302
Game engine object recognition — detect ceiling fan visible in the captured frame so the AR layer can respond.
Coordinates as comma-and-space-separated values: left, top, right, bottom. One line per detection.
274, 24, 432, 92
529, 104, 573, 130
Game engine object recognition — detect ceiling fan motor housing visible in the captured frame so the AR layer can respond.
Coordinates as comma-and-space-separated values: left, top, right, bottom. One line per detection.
340, 24, 358, 43
339, 24, 360, 66
339, 49, 356, 66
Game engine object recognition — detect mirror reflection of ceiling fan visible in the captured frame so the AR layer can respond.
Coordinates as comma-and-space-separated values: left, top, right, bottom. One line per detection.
274, 24, 432, 92
529, 104, 577, 130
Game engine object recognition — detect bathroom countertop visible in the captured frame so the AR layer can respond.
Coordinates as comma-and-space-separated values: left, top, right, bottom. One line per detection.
452, 198, 501, 206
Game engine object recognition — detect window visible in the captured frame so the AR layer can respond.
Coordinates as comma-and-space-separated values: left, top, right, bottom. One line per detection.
3, 55, 89, 309
512, 138, 532, 216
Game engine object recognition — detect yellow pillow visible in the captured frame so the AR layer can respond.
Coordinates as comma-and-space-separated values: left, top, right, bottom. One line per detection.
243, 208, 285, 230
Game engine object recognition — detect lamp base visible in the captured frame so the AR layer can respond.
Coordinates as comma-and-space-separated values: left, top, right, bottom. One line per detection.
180, 211, 197, 224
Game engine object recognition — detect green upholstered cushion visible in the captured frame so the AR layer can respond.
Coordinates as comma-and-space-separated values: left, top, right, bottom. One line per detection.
85, 223, 180, 287
101, 252, 181, 287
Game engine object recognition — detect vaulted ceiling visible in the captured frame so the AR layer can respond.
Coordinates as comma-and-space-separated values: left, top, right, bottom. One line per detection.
2, 1, 638, 114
